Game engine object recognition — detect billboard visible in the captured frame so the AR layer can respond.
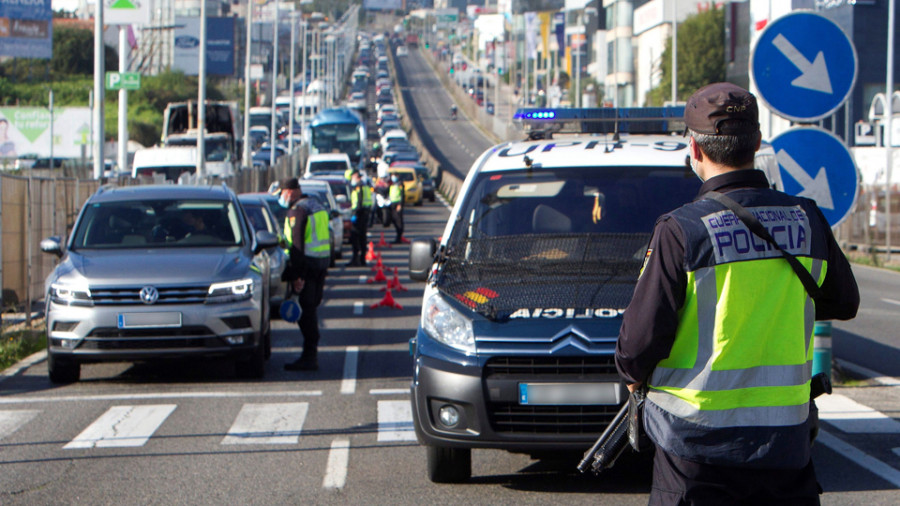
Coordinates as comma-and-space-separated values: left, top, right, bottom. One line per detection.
173, 17, 235, 76
0, 0, 52, 59
434, 8, 459, 29
363, 0, 402, 11
0, 107, 92, 159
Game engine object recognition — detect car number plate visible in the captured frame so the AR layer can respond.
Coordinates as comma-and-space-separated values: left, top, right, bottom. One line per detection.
117, 312, 182, 329
519, 382, 622, 406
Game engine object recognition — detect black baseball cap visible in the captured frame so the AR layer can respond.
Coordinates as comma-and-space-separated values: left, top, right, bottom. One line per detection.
279, 177, 300, 190
684, 82, 759, 136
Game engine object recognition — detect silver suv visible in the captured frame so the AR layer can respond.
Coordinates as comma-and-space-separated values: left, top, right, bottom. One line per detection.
41, 184, 278, 383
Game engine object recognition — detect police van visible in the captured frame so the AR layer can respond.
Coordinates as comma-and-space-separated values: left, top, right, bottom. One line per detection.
407, 107, 706, 482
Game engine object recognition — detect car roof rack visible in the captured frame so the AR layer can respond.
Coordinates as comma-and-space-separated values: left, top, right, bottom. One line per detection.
514, 107, 686, 140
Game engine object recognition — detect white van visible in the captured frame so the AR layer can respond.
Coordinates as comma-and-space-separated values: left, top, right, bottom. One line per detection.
304, 153, 352, 179
164, 131, 237, 177
132, 146, 197, 182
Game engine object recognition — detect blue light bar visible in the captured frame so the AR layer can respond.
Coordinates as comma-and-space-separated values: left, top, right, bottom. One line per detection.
514, 107, 686, 135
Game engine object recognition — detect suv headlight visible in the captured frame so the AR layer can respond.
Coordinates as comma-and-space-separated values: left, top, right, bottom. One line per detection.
50, 283, 93, 307
422, 293, 475, 354
207, 279, 254, 303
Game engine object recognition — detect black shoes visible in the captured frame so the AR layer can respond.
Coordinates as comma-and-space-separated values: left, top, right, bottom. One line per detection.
284, 356, 318, 371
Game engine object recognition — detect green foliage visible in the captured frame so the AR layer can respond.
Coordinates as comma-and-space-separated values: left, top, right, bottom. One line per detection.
646, 6, 726, 106
0, 329, 45, 371
0, 26, 117, 81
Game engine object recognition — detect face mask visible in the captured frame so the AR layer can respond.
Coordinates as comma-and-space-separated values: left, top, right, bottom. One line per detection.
391, 176, 399, 183
352, 180, 360, 187
278, 194, 291, 208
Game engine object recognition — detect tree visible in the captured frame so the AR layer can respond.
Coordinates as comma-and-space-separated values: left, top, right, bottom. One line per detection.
646, 5, 725, 106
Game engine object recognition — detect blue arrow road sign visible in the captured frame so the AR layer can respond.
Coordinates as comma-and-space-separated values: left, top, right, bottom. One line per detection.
751, 11, 857, 122
770, 128, 858, 227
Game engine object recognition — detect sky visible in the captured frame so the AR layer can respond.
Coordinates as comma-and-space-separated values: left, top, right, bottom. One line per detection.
53, 0, 86, 13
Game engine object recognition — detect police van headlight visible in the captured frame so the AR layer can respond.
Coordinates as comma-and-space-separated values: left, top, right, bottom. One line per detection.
422, 294, 475, 354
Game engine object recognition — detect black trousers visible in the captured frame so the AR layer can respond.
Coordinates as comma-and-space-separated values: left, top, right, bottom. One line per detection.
296, 268, 327, 358
349, 211, 368, 262
649, 446, 821, 506
389, 205, 403, 240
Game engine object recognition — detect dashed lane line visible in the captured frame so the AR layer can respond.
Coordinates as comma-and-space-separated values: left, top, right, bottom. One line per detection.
341, 346, 359, 395
0, 410, 40, 440
370, 388, 409, 395
883, 298, 900, 306
64, 404, 176, 449
221, 402, 309, 445
818, 430, 900, 488
322, 438, 350, 489
817, 394, 900, 433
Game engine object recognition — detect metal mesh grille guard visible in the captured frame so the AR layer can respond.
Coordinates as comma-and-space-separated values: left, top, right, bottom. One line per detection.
435, 233, 649, 321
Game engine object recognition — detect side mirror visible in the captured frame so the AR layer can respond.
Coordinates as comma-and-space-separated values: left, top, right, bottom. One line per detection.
409, 238, 437, 282
254, 230, 279, 254
335, 194, 348, 204
40, 236, 63, 257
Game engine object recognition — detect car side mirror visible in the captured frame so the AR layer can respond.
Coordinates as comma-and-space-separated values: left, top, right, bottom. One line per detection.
40, 236, 63, 257
409, 238, 437, 282
254, 230, 279, 254
335, 194, 348, 204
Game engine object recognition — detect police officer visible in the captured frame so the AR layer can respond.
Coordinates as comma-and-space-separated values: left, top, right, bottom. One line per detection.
388, 173, 406, 244
279, 178, 331, 371
346, 170, 372, 266
615, 83, 859, 505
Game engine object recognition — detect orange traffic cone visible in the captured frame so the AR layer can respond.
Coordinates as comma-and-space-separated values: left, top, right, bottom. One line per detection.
370, 286, 403, 310
371, 253, 384, 272
375, 231, 392, 249
364, 242, 376, 262
367, 265, 388, 284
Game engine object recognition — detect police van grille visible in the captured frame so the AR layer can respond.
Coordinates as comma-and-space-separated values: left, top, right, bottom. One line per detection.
489, 404, 620, 435
91, 285, 209, 305
485, 356, 617, 376
436, 233, 648, 319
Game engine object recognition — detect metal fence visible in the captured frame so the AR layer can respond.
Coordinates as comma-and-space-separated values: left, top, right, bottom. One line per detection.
0, 151, 300, 313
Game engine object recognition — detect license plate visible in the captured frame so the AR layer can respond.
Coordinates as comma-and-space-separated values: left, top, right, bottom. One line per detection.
519, 382, 622, 406
117, 312, 182, 329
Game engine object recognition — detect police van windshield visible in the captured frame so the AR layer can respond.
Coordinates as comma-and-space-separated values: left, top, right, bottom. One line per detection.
438, 166, 700, 319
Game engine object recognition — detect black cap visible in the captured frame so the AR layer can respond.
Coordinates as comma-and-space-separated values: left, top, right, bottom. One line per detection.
684, 82, 759, 136
279, 177, 300, 190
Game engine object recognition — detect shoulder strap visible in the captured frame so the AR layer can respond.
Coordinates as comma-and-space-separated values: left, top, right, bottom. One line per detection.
705, 191, 823, 301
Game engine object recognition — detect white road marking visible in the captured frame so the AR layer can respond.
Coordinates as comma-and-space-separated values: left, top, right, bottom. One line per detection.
358, 275, 367, 284
377, 400, 416, 442
835, 358, 900, 387
221, 403, 309, 445
64, 405, 176, 449
883, 298, 900, 306
0, 410, 40, 440
341, 346, 359, 395
0, 390, 322, 405
353, 301, 364, 315
818, 430, 900, 488
322, 438, 351, 489
893, 448, 900, 458
817, 394, 900, 433
370, 388, 409, 395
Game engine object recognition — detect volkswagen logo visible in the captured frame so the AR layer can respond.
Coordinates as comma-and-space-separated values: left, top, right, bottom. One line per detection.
139, 286, 159, 305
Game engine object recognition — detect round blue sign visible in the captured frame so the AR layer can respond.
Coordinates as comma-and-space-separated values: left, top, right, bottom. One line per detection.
279, 299, 302, 323
770, 127, 858, 227
751, 11, 857, 122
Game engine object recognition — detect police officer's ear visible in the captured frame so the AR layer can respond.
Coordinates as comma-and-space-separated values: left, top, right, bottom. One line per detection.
754, 130, 762, 153
689, 135, 703, 163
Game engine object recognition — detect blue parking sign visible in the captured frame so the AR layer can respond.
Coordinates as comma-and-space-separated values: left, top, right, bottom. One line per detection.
770, 128, 858, 227
751, 11, 857, 122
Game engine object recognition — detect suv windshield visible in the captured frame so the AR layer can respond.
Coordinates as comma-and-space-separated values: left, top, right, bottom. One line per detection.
71, 199, 244, 249
309, 160, 348, 173
439, 166, 700, 319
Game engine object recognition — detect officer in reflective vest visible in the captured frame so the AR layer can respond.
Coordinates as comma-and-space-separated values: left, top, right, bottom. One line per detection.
346, 170, 372, 266
615, 83, 859, 505
387, 173, 405, 244
278, 178, 331, 371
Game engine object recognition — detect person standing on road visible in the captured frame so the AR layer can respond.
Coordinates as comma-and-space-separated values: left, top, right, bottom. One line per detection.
388, 173, 406, 244
615, 83, 859, 505
279, 178, 331, 371
347, 170, 372, 267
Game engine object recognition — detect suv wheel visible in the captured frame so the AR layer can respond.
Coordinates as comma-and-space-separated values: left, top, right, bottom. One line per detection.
236, 335, 266, 379
48, 354, 80, 384
426, 445, 471, 483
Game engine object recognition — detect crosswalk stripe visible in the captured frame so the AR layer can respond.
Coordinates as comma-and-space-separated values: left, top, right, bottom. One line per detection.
377, 400, 416, 442
322, 438, 350, 489
341, 347, 359, 395
0, 410, 40, 440
817, 394, 900, 433
221, 403, 309, 445
64, 405, 176, 449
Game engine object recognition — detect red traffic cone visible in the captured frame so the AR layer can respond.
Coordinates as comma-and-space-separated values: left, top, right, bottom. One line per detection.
390, 267, 408, 292
367, 266, 388, 284
371, 253, 384, 272
370, 286, 403, 310
375, 231, 392, 249
364, 242, 376, 262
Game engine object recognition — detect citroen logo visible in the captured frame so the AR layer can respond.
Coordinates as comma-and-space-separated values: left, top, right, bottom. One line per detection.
139, 286, 159, 305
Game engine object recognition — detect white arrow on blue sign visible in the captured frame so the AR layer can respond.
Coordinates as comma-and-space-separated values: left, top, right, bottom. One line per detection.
751, 11, 857, 122
770, 127, 858, 227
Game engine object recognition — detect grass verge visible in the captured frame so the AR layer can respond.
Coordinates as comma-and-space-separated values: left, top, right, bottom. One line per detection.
0, 325, 46, 371
847, 251, 900, 274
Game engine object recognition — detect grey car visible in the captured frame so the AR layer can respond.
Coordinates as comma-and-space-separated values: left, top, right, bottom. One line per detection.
41, 185, 278, 383
238, 194, 289, 312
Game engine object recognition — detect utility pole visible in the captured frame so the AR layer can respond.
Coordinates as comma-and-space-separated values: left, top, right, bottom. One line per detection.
671, 0, 678, 104
886, 0, 895, 262
289, 11, 297, 174
243, 0, 253, 169
118, 26, 129, 177
270, 0, 280, 168
197, 0, 207, 180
